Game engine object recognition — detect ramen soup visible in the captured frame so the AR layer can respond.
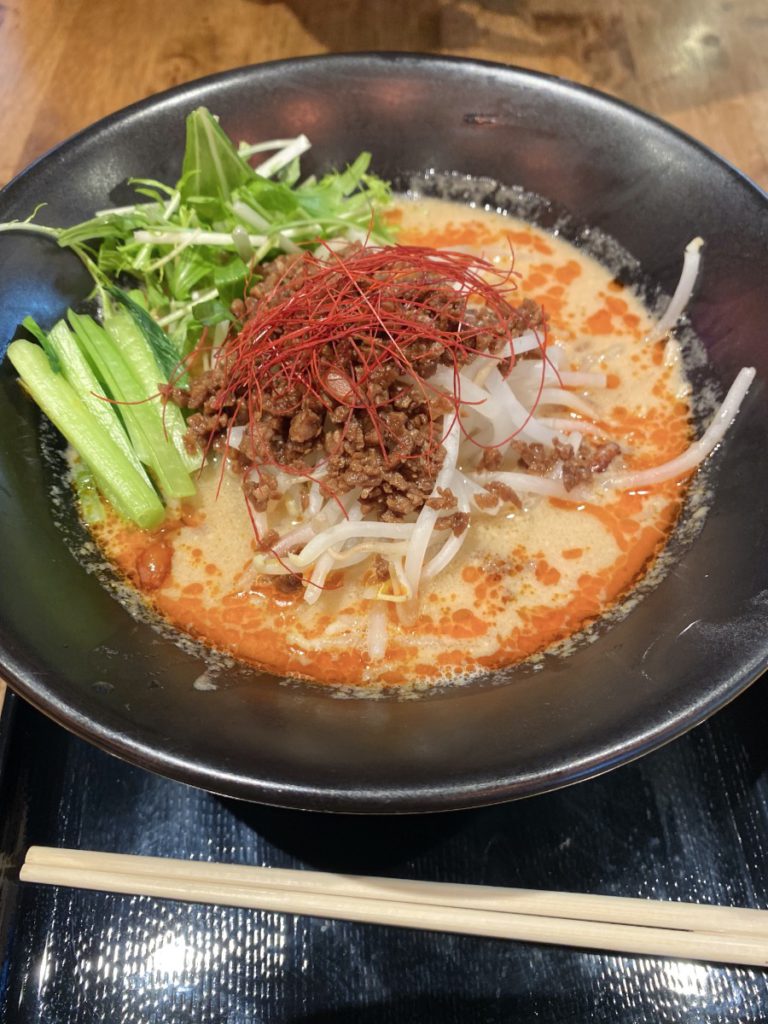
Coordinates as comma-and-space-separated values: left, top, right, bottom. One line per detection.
91, 197, 704, 689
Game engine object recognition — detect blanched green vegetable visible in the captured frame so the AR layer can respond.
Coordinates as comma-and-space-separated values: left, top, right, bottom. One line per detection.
0, 108, 393, 528
7, 340, 165, 529
68, 310, 197, 500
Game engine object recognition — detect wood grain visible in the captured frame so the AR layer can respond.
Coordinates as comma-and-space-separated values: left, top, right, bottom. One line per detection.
1, 0, 767, 188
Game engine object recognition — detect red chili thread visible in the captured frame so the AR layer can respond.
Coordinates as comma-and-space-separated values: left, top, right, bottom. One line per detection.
210, 243, 543, 472
187, 242, 550, 574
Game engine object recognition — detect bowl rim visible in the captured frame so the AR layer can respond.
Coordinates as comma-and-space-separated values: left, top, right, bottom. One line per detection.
4, 52, 766, 206
1, 52, 767, 812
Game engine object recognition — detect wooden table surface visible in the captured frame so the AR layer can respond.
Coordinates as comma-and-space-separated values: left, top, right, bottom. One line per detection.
1, 0, 767, 191
0, 0, 766, 710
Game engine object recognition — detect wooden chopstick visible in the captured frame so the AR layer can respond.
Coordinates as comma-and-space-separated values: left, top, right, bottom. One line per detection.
24, 846, 768, 937
21, 847, 768, 967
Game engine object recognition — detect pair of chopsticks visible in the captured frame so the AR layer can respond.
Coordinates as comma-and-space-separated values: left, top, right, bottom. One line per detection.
21, 846, 768, 967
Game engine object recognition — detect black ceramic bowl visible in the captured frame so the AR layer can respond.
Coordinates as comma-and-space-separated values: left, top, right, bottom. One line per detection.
1, 54, 767, 812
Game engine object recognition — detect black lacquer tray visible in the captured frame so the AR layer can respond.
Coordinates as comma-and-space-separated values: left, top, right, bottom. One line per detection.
1, 684, 766, 1024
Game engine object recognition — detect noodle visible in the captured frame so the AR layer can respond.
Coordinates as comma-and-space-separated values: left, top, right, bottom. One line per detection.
91, 197, 753, 689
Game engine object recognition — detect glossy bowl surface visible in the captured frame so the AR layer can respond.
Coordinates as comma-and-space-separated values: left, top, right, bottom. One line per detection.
1, 54, 767, 811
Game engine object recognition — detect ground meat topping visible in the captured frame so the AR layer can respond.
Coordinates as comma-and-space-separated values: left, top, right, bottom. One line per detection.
484, 481, 522, 508
474, 491, 501, 510
171, 244, 546, 521
434, 511, 470, 536
513, 441, 559, 475
288, 407, 323, 443
243, 472, 279, 512
511, 438, 621, 491
561, 440, 621, 491
426, 487, 458, 511
478, 447, 503, 471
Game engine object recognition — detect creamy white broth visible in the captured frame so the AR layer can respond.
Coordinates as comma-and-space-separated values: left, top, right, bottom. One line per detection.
93, 197, 691, 690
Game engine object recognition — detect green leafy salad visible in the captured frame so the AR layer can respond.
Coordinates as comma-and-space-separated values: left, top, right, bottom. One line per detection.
1, 108, 392, 529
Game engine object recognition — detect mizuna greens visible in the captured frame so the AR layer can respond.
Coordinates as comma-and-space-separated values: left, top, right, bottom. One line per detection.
2, 108, 392, 526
